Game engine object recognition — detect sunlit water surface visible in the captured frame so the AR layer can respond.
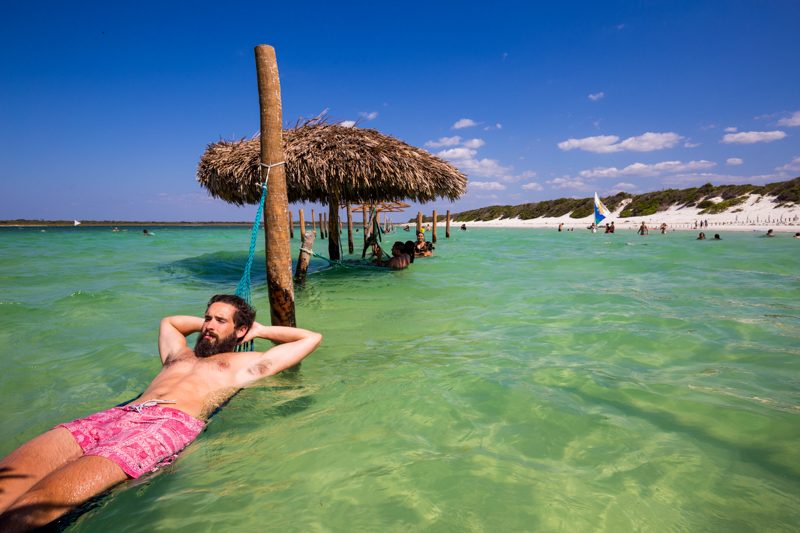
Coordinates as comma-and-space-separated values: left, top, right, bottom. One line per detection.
0, 225, 798, 531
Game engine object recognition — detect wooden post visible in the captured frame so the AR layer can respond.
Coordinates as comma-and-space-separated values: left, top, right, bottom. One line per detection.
346, 204, 354, 254
299, 209, 306, 236
311, 208, 316, 233
323, 213, 329, 239
446, 210, 451, 238
416, 211, 423, 234
362, 206, 368, 244
319, 213, 325, 239
255, 45, 294, 327
288, 210, 294, 239
294, 231, 315, 284
328, 199, 341, 260
432, 210, 438, 243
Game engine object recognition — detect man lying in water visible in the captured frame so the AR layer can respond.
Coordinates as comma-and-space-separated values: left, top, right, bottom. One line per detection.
0, 294, 322, 530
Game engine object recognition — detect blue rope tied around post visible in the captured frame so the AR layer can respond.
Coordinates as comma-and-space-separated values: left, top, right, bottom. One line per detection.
234, 161, 284, 351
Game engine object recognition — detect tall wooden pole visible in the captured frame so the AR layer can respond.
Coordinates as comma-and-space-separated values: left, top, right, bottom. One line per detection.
323, 213, 329, 239
319, 213, 325, 239
288, 210, 294, 239
416, 211, 423, 234
362, 206, 368, 244
328, 199, 341, 260
255, 45, 294, 327
311, 208, 316, 233
446, 210, 451, 238
432, 210, 438, 243
346, 204, 354, 254
299, 208, 306, 236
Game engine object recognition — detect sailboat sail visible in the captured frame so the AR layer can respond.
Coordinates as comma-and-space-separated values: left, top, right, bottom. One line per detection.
594, 193, 611, 225
73, 220, 81, 226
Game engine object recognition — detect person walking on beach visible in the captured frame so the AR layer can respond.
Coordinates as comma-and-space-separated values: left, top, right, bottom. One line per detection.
0, 294, 322, 530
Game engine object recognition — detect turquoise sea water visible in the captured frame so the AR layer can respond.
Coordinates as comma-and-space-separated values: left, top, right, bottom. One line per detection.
0, 225, 798, 531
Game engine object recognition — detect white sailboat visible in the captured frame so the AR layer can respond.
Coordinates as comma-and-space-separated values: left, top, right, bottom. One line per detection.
73, 220, 81, 226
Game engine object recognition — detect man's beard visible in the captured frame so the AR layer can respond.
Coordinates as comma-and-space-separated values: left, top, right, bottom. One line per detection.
194, 330, 240, 357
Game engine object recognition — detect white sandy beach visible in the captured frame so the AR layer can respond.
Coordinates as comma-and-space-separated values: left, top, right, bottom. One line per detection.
448, 194, 800, 234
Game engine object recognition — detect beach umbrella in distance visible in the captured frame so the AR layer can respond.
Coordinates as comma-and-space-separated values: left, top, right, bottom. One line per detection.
197, 122, 467, 260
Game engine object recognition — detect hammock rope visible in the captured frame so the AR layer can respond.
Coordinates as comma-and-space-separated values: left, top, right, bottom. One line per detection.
234, 161, 284, 351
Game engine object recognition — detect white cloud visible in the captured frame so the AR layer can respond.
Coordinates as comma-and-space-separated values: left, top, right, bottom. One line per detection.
547, 176, 589, 190
684, 141, 700, 148
558, 135, 620, 153
558, 132, 682, 153
726, 158, 743, 166
617, 132, 683, 151
588, 92, 605, 102
611, 182, 637, 191
359, 111, 378, 120
721, 130, 786, 144
579, 160, 716, 179
453, 118, 478, 129
437, 147, 476, 161
724, 127, 738, 133
463, 138, 485, 149
483, 123, 503, 131
340, 120, 356, 128
425, 136, 462, 148
778, 111, 800, 127
518, 170, 537, 179
522, 182, 543, 191
469, 181, 506, 191
776, 156, 800, 173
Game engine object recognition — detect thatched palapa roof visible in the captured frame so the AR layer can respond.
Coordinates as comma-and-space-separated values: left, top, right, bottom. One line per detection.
197, 124, 467, 206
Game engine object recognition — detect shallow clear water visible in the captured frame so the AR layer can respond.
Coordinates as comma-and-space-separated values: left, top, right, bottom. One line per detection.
1, 225, 798, 531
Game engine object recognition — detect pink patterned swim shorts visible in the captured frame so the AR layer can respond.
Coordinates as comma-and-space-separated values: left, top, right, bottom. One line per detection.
59, 403, 206, 479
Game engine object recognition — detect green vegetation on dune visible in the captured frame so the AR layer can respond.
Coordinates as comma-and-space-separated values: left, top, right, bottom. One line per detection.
425, 177, 799, 222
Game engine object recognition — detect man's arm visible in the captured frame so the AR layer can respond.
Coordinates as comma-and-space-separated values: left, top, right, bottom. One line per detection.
158, 315, 203, 363
234, 323, 322, 385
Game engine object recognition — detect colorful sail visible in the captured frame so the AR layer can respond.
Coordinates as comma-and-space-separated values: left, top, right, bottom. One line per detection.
594, 193, 611, 225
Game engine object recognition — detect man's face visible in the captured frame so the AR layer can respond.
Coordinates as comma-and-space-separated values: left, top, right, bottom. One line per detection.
194, 302, 246, 357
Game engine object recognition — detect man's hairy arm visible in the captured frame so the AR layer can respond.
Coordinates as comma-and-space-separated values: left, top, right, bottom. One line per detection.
235, 323, 322, 385
159, 315, 203, 363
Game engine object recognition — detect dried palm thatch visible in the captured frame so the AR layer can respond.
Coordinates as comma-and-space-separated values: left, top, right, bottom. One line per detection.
197, 123, 467, 206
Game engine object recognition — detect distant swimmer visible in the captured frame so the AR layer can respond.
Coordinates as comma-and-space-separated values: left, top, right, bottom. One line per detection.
765, 229, 775, 237
0, 295, 321, 529
713, 234, 721, 240
558, 223, 564, 232
142, 229, 153, 236
460, 224, 467, 231
638, 222, 649, 236
659, 223, 667, 234
795, 232, 800, 239
697, 232, 706, 240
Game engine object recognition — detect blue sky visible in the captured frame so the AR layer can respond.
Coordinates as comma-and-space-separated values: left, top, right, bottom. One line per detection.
2, 1, 798, 222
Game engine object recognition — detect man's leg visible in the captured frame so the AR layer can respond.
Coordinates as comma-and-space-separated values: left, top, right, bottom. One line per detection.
0, 455, 127, 531
0, 427, 83, 513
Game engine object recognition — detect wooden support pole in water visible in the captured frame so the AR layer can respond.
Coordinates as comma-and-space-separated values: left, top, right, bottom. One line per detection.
294, 231, 315, 284
432, 210, 438, 243
311, 208, 316, 234
362, 206, 368, 244
288, 210, 294, 239
323, 213, 329, 239
299, 209, 306, 236
416, 211, 423, 234
319, 213, 325, 239
328, 199, 341, 260
346, 204, 354, 254
446, 210, 451, 238
255, 44, 295, 327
